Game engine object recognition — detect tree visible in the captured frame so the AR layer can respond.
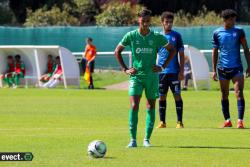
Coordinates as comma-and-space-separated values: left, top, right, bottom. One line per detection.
24, 4, 79, 26
74, 0, 100, 25
95, 2, 142, 26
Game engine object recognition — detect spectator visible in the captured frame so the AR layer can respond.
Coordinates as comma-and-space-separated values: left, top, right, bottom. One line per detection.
13, 54, 25, 88
182, 55, 192, 90
40, 55, 55, 83
1, 55, 15, 88
42, 56, 63, 88
82, 37, 96, 89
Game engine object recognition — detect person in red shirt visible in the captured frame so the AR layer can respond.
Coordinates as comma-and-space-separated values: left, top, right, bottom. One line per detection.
2, 55, 15, 87
42, 56, 63, 88
40, 55, 55, 83
82, 37, 96, 89
13, 54, 25, 88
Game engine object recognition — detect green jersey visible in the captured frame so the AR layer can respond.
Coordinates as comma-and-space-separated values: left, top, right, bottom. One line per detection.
119, 29, 168, 76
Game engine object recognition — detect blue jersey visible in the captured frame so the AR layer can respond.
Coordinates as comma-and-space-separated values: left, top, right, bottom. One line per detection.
158, 30, 184, 74
212, 26, 246, 68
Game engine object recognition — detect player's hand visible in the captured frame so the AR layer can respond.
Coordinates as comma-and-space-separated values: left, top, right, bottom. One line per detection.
87, 61, 90, 66
152, 65, 162, 73
212, 72, 218, 81
178, 71, 184, 81
125, 68, 137, 75
246, 67, 250, 78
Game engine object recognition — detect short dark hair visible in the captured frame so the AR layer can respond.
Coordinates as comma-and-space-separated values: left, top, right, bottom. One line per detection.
56, 56, 60, 60
15, 54, 21, 59
7, 55, 13, 59
161, 11, 174, 21
86, 37, 93, 42
138, 9, 152, 17
48, 54, 52, 58
221, 9, 237, 19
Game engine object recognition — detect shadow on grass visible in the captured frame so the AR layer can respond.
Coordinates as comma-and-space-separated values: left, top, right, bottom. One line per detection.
171, 146, 250, 150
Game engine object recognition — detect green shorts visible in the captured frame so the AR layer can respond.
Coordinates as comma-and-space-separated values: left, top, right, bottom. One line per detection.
129, 74, 159, 99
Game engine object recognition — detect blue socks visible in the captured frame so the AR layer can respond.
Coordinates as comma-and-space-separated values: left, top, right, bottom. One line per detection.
159, 100, 166, 123
175, 100, 183, 122
221, 99, 230, 120
237, 99, 245, 120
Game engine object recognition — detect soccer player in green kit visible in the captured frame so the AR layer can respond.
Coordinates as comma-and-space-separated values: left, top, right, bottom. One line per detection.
114, 9, 176, 148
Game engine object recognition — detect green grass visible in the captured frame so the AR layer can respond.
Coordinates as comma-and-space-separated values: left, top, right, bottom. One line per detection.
80, 70, 129, 89
0, 89, 250, 167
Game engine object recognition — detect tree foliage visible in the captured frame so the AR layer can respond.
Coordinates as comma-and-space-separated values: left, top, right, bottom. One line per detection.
24, 4, 79, 26
95, 2, 142, 26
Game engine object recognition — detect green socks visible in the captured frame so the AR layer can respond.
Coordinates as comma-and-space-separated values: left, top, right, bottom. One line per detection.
129, 109, 138, 140
129, 109, 155, 140
145, 109, 155, 140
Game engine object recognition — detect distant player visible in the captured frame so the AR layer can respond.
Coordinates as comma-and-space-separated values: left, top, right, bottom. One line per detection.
212, 9, 250, 128
82, 37, 96, 89
114, 9, 176, 148
43, 56, 63, 88
13, 54, 25, 88
40, 55, 55, 83
157, 11, 185, 129
182, 55, 192, 91
3, 55, 15, 87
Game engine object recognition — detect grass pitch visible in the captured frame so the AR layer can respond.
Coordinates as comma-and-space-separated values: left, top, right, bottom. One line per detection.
1, 71, 250, 167
0, 88, 250, 167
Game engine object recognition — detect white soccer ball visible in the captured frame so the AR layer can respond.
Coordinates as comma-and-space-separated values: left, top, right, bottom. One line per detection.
87, 140, 107, 158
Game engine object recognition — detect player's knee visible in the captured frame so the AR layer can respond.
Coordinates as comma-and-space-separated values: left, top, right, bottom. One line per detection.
235, 89, 244, 99
221, 90, 229, 99
174, 94, 182, 101
146, 103, 155, 110
130, 102, 139, 111
159, 95, 166, 101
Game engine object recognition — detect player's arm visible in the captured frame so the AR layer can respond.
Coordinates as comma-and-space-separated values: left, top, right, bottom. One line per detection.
153, 43, 176, 72
240, 37, 250, 78
114, 45, 136, 75
212, 31, 219, 81
212, 48, 218, 81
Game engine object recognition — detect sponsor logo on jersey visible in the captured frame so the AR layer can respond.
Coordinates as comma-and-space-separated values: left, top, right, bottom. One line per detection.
172, 37, 176, 41
136, 48, 153, 54
233, 32, 237, 37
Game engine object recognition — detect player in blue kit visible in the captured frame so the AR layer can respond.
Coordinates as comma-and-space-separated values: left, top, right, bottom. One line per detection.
157, 11, 185, 129
212, 9, 250, 128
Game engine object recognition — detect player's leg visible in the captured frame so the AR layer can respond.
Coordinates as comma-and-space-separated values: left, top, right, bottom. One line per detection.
89, 61, 95, 89
169, 74, 184, 128
144, 98, 156, 147
127, 95, 141, 148
219, 79, 231, 127
232, 74, 245, 128
14, 72, 24, 88
144, 74, 158, 147
157, 73, 168, 128
127, 76, 143, 148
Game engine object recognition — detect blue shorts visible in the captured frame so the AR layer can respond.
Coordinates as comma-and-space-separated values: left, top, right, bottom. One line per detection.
217, 66, 243, 80
159, 73, 181, 96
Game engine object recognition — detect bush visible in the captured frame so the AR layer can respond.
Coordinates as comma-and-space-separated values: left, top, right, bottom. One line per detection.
24, 4, 80, 27
150, 7, 222, 27
74, 0, 100, 25
95, 2, 143, 26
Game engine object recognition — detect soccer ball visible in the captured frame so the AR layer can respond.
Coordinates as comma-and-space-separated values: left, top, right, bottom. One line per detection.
87, 140, 107, 158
